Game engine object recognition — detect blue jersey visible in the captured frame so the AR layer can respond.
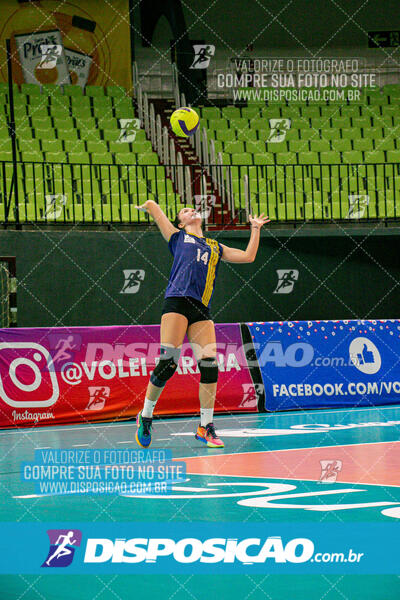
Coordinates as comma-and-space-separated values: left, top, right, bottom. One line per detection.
165, 230, 224, 308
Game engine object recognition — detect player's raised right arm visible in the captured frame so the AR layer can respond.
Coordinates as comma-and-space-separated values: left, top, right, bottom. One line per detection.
135, 200, 179, 242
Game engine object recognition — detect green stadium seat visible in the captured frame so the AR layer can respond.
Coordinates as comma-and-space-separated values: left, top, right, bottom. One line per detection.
85, 85, 104, 97
221, 107, 241, 119
320, 151, 341, 164
20, 83, 40, 96
245, 141, 266, 153
68, 152, 90, 164
61, 140, 85, 153
18, 139, 41, 152
298, 151, 318, 164
114, 153, 137, 165
41, 139, 63, 152
57, 127, 79, 140
110, 142, 131, 155
45, 151, 68, 163
241, 106, 261, 119
131, 141, 153, 153
331, 139, 351, 152
310, 139, 330, 152
35, 126, 56, 140
64, 85, 83, 97
377, 116, 394, 129
31, 115, 52, 129
288, 140, 308, 152
210, 140, 223, 153
341, 151, 362, 164
230, 119, 250, 133
266, 141, 288, 153
92, 96, 113, 110
74, 107, 93, 120
202, 107, 220, 120
361, 127, 382, 139
381, 105, 398, 117
386, 150, 400, 162
90, 152, 112, 165
114, 103, 135, 119
216, 129, 236, 142
352, 116, 372, 128
253, 152, 275, 165
299, 129, 320, 140
301, 106, 320, 118
224, 141, 244, 154
208, 118, 228, 130
261, 106, 282, 119
231, 153, 252, 165
364, 150, 385, 163
291, 117, 311, 129
367, 92, 387, 105
86, 141, 108, 154
106, 86, 127, 98
27, 94, 48, 108
21, 151, 43, 162
138, 153, 159, 165
276, 152, 296, 164
319, 106, 339, 118
83, 129, 102, 142
70, 95, 90, 109
331, 116, 351, 129
282, 107, 301, 119
361, 105, 382, 118
353, 138, 373, 151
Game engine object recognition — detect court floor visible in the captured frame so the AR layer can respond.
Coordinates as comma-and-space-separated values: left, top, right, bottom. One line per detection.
1, 405, 399, 599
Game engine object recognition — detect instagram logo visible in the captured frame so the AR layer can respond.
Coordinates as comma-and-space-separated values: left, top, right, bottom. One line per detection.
0, 343, 59, 408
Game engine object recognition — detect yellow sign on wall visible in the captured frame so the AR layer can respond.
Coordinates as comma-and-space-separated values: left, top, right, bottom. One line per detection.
0, 0, 132, 91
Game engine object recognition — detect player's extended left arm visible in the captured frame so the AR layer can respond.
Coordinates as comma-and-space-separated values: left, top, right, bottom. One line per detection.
221, 213, 270, 263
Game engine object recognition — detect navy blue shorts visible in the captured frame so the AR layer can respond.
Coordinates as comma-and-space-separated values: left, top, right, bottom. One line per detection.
162, 296, 212, 325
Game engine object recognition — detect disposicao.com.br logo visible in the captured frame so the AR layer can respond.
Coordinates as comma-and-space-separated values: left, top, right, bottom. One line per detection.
82, 536, 362, 566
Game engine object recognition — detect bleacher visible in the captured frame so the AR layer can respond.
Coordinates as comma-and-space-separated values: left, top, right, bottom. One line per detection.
193, 84, 400, 221
0, 82, 179, 223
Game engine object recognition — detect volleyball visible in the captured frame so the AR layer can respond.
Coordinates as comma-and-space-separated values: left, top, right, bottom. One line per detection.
170, 107, 200, 137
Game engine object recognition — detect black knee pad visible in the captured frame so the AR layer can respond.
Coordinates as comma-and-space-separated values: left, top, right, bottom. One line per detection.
199, 357, 219, 384
150, 345, 181, 388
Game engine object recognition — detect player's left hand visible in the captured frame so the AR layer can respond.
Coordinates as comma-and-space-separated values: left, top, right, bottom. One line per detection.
249, 213, 270, 229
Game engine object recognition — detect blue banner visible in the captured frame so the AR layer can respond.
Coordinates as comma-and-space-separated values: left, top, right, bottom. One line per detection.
246, 319, 400, 411
0, 522, 398, 574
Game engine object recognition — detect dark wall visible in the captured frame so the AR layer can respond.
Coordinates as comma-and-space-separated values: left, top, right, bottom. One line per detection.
1, 227, 399, 328
147, 0, 400, 50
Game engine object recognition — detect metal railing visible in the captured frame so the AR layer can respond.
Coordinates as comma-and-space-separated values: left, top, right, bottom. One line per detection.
0, 160, 398, 226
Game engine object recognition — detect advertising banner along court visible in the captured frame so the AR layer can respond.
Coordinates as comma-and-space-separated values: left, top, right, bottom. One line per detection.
0, 323, 257, 429
247, 319, 400, 411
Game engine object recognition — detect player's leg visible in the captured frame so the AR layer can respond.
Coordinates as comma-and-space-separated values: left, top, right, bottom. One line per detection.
136, 311, 188, 448
187, 319, 224, 448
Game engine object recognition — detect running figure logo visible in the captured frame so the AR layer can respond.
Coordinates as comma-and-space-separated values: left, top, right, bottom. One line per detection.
42, 530, 82, 567
117, 118, 141, 143
86, 386, 110, 411
267, 119, 291, 143
38, 45, 62, 69
190, 45, 215, 69
120, 269, 145, 294
273, 269, 299, 294
240, 383, 264, 408
319, 460, 342, 483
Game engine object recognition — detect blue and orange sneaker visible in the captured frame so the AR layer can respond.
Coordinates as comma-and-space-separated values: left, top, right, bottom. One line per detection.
195, 422, 224, 448
135, 411, 153, 448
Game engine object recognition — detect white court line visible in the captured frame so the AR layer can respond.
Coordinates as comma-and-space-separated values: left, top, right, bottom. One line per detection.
0, 405, 399, 436
178, 439, 400, 461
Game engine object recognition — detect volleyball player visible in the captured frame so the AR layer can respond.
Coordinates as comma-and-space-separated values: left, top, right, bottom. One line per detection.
134, 200, 269, 448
